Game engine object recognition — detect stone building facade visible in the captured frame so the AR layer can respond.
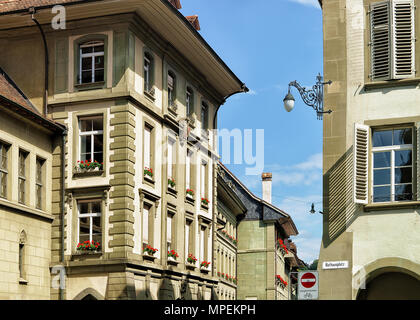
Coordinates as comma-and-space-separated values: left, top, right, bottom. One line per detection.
319, 0, 420, 299
216, 163, 303, 300
0, 68, 65, 299
0, 0, 247, 300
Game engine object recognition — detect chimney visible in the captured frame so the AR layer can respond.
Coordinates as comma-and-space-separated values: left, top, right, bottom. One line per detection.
262, 173, 272, 204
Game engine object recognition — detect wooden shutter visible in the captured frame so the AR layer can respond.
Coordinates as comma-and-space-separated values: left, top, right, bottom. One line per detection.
392, 0, 415, 79
416, 122, 420, 201
370, 1, 391, 80
354, 124, 369, 204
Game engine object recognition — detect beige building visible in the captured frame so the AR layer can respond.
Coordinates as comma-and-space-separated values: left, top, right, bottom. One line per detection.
0, 68, 65, 299
319, 0, 420, 299
0, 0, 247, 300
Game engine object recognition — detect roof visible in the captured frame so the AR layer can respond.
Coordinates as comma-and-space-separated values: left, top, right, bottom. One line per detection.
218, 161, 298, 236
0, 68, 65, 133
186, 15, 200, 31
0, 0, 88, 14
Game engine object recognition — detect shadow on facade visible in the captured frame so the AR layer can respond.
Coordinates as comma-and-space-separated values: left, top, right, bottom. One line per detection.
322, 146, 358, 248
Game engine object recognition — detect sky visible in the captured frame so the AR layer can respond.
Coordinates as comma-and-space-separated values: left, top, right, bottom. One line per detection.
180, 0, 323, 264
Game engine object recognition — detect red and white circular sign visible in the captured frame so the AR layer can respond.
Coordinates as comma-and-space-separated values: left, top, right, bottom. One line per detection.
301, 272, 317, 289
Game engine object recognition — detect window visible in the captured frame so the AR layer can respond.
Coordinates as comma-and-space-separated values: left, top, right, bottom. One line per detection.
144, 124, 153, 171
370, 0, 415, 80
167, 139, 175, 181
79, 116, 103, 163
201, 102, 208, 130
200, 226, 206, 262
0, 142, 8, 199
185, 219, 193, 256
77, 200, 102, 245
372, 127, 413, 202
19, 231, 26, 281
144, 52, 154, 94
18, 150, 28, 204
36, 158, 45, 210
201, 161, 208, 198
186, 150, 192, 190
186, 87, 194, 116
167, 213, 174, 252
142, 203, 151, 250
168, 72, 176, 107
79, 41, 105, 84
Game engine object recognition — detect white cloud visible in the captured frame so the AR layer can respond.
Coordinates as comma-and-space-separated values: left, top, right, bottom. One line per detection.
294, 153, 322, 170
248, 89, 257, 95
288, 0, 320, 9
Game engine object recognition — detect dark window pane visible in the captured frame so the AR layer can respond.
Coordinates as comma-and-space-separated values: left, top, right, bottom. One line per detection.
94, 69, 104, 82
79, 203, 89, 214
395, 167, 412, 184
93, 134, 103, 153
81, 46, 93, 54
95, 55, 104, 68
93, 152, 103, 164
395, 184, 412, 201
393, 128, 412, 145
80, 119, 92, 132
82, 71, 92, 83
373, 152, 391, 168
94, 45, 104, 53
374, 169, 391, 185
80, 153, 90, 162
80, 136, 91, 155
395, 150, 412, 166
92, 118, 103, 131
373, 130, 392, 147
82, 57, 92, 70
373, 186, 391, 202
92, 202, 101, 213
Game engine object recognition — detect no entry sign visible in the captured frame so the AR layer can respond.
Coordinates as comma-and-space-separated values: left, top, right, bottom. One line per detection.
298, 271, 318, 300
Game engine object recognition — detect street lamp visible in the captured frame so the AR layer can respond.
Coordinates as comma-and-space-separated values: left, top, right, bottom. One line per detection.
283, 73, 332, 120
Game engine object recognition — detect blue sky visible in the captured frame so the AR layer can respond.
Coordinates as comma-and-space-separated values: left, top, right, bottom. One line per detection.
180, 0, 323, 264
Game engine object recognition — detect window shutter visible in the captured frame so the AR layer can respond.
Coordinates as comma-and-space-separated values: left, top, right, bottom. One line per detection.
416, 122, 420, 201
354, 124, 369, 204
392, 0, 415, 79
370, 1, 392, 80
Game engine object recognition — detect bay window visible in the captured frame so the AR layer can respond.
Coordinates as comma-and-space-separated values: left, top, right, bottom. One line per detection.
79, 116, 103, 164
77, 200, 102, 246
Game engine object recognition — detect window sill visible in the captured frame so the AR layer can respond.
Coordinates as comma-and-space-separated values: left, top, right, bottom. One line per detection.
185, 196, 195, 205
167, 186, 177, 197
143, 175, 155, 187
19, 278, 28, 285
75, 81, 106, 91
143, 254, 157, 262
201, 204, 209, 211
364, 78, 420, 91
200, 267, 210, 274
72, 251, 103, 258
186, 262, 196, 270
364, 201, 420, 212
167, 258, 179, 266
144, 90, 156, 102
73, 169, 104, 178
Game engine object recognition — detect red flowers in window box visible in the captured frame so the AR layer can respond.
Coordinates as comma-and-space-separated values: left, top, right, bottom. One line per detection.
168, 177, 176, 188
200, 260, 211, 268
75, 160, 103, 171
144, 167, 153, 178
143, 244, 158, 255
201, 198, 210, 206
221, 230, 237, 245
167, 249, 179, 259
186, 189, 195, 197
276, 275, 288, 287
278, 239, 289, 255
187, 253, 197, 264
77, 240, 100, 251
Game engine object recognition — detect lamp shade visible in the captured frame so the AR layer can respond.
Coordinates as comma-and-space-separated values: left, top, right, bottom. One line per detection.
283, 92, 295, 112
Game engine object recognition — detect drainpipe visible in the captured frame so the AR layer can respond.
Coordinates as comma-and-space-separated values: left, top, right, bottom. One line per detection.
60, 129, 67, 300
30, 7, 49, 117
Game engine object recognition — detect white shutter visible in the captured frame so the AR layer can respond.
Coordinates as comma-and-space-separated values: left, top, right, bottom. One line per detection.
143, 205, 149, 245
392, 0, 415, 79
186, 151, 191, 189
167, 215, 172, 250
354, 124, 370, 204
370, 1, 392, 80
167, 140, 173, 179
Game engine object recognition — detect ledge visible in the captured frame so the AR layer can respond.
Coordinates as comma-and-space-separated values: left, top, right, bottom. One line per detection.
167, 258, 179, 266
71, 251, 103, 260
364, 78, 420, 91
73, 169, 104, 178
143, 175, 155, 187
142, 254, 157, 262
167, 186, 177, 197
144, 90, 156, 102
364, 201, 420, 212
75, 81, 106, 91
0, 198, 54, 221
18, 278, 28, 285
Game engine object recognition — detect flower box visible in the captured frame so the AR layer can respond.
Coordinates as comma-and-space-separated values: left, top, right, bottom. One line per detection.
201, 198, 210, 206
276, 275, 288, 288
200, 260, 211, 272
77, 240, 101, 252
168, 178, 176, 189
144, 167, 154, 180
143, 245, 158, 260
186, 189, 195, 198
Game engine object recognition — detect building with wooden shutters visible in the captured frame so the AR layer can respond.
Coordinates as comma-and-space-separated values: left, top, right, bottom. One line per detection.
319, 0, 420, 299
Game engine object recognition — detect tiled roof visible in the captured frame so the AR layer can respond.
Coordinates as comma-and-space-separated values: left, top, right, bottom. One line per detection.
0, 68, 39, 114
186, 15, 200, 31
167, 0, 181, 10
0, 0, 88, 14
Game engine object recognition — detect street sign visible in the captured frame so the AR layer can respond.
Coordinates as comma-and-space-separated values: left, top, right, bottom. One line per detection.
298, 271, 318, 300
322, 261, 349, 270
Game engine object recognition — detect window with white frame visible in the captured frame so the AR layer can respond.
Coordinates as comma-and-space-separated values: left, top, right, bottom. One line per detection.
185, 220, 191, 256
144, 125, 152, 171
144, 52, 153, 94
78, 200, 102, 245
186, 150, 192, 190
167, 139, 175, 182
370, 0, 415, 81
186, 87, 194, 116
142, 203, 151, 250
372, 127, 413, 202
200, 226, 206, 263
167, 213, 173, 252
18, 150, 28, 204
201, 161, 207, 198
0, 142, 9, 199
79, 41, 105, 84
36, 158, 45, 210
79, 116, 103, 164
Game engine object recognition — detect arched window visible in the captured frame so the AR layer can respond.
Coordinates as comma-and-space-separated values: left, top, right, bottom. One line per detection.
79, 41, 105, 84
